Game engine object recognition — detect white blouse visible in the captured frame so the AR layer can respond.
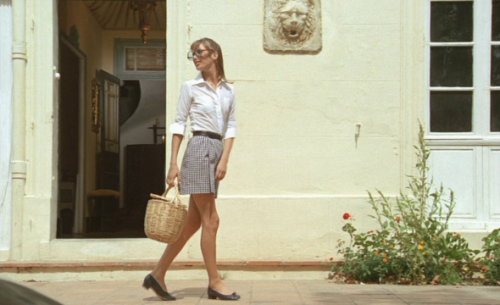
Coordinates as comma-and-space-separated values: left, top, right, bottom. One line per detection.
169, 75, 237, 139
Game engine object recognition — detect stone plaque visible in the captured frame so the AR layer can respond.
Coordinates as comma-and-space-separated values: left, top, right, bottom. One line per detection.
264, 0, 322, 53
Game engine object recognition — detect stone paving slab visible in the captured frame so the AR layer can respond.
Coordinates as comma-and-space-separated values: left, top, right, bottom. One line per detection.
20, 280, 500, 305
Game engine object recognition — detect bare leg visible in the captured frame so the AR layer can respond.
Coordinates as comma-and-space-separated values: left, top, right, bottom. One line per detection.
150, 196, 201, 290
192, 193, 234, 295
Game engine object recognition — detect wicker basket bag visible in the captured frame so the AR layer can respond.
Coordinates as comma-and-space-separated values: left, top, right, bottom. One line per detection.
144, 185, 187, 244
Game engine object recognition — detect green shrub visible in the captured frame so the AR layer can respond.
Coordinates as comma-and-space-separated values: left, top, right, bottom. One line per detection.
334, 124, 479, 284
479, 229, 500, 285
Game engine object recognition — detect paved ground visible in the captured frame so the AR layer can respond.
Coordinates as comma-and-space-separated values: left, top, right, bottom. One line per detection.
22, 280, 500, 305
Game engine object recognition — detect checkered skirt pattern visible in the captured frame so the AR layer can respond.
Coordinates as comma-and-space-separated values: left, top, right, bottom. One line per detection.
180, 135, 224, 198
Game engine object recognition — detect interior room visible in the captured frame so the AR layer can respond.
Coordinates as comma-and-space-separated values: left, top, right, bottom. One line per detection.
56, 0, 167, 239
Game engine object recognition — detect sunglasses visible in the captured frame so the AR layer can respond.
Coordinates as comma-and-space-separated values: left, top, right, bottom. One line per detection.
187, 48, 212, 60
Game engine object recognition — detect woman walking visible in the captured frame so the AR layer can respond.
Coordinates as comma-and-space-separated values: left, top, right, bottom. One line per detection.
143, 38, 240, 301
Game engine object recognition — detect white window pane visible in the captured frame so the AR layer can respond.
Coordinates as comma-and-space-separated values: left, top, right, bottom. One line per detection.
431, 1, 473, 42
430, 91, 473, 132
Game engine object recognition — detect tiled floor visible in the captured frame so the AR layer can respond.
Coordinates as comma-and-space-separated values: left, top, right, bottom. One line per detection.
21, 280, 500, 305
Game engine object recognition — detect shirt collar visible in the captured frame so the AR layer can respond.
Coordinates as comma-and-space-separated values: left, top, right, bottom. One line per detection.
193, 73, 229, 89
193, 74, 205, 85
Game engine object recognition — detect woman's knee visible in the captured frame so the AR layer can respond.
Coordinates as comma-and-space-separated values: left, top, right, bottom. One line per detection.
202, 215, 220, 232
191, 193, 219, 232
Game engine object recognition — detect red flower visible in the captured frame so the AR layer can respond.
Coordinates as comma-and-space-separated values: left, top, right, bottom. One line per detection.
395, 216, 402, 222
329, 257, 334, 261
343, 213, 351, 220
482, 266, 488, 272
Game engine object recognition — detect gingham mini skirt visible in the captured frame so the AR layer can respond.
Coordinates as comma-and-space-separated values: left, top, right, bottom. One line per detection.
180, 134, 224, 198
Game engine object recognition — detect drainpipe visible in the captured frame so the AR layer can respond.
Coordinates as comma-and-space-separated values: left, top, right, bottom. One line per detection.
10, 0, 27, 261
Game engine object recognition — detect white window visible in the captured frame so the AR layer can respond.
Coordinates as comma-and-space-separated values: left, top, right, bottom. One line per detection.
427, 0, 500, 230
428, 0, 499, 136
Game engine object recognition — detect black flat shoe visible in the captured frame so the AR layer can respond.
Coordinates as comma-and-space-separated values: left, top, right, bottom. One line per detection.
207, 286, 241, 300
142, 274, 176, 301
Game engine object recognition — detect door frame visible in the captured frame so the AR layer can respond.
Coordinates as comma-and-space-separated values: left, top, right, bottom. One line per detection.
59, 33, 87, 235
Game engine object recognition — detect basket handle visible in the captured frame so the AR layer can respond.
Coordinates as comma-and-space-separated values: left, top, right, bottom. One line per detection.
162, 184, 179, 198
158, 184, 183, 206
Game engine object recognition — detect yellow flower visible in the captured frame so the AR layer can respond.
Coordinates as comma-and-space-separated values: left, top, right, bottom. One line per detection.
420, 241, 425, 245
383, 258, 388, 263
337, 239, 342, 242
391, 245, 395, 248
382, 242, 387, 246
374, 250, 379, 255
418, 245, 425, 250
382, 253, 387, 258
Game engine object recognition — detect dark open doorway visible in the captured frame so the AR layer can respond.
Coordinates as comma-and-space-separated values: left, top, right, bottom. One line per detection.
57, 34, 86, 238
56, 1, 166, 239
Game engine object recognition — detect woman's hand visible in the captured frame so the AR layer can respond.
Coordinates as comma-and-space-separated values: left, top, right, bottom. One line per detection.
167, 164, 181, 187
216, 138, 234, 181
167, 134, 183, 187
216, 161, 227, 181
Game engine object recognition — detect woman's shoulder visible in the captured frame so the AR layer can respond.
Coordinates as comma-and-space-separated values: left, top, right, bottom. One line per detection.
182, 79, 198, 87
222, 81, 235, 92
180, 78, 201, 95
183, 75, 204, 87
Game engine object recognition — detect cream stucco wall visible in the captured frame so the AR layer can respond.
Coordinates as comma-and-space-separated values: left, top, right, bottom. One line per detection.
8, 1, 492, 279
172, 0, 408, 196
12, 0, 60, 261
166, 0, 419, 262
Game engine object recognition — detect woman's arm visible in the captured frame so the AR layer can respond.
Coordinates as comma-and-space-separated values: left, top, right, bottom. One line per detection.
216, 85, 237, 181
167, 83, 191, 187
167, 134, 184, 187
216, 138, 234, 181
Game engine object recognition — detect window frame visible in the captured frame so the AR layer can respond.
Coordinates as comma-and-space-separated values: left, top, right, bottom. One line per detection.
425, 0, 500, 142
114, 38, 166, 80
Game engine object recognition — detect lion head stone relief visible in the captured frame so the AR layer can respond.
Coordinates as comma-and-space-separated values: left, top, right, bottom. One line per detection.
264, 0, 322, 53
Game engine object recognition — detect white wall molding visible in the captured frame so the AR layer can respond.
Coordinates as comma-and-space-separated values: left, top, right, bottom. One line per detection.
215, 194, 396, 200
165, 1, 189, 168
10, 0, 27, 260
0, 0, 13, 252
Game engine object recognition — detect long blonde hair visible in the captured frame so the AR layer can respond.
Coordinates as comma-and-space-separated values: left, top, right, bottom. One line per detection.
190, 38, 228, 82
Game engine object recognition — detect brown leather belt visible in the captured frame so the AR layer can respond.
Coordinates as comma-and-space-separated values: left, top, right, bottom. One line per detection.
193, 131, 223, 141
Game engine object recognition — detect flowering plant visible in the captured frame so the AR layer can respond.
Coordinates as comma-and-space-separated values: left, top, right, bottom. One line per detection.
333, 124, 479, 284
479, 229, 500, 285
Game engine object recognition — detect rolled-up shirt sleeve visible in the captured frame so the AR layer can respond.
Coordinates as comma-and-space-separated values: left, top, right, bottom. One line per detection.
169, 83, 191, 136
224, 88, 237, 139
